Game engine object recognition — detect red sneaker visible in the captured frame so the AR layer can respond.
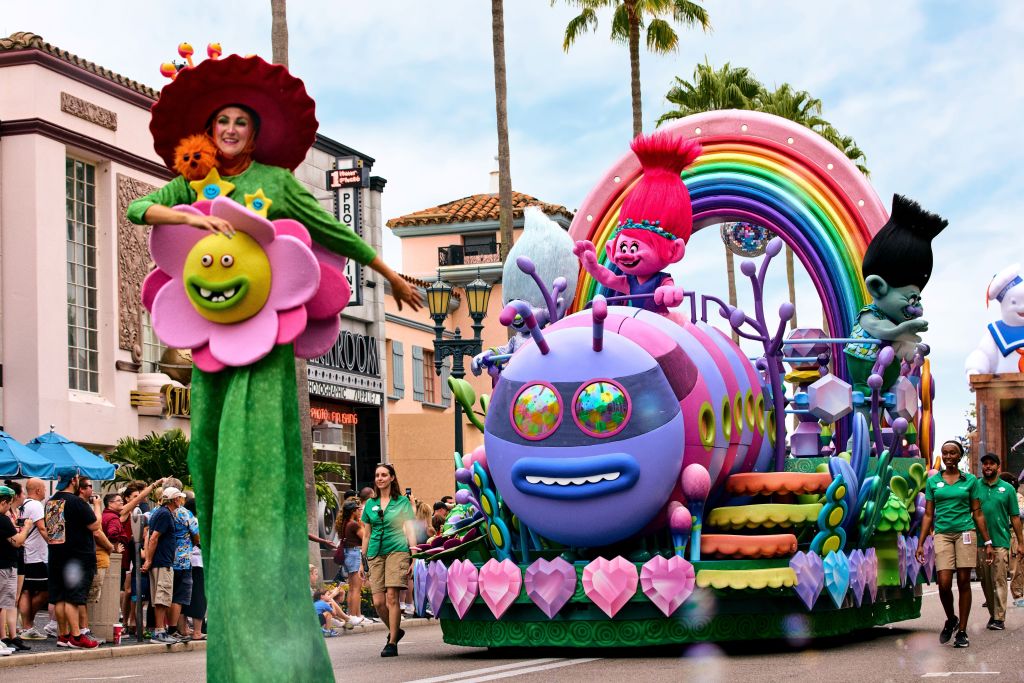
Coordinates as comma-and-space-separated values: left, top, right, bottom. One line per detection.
56, 635, 71, 648
69, 633, 99, 649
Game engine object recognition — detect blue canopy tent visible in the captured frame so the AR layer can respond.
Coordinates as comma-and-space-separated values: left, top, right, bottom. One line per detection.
0, 431, 55, 479
26, 429, 116, 480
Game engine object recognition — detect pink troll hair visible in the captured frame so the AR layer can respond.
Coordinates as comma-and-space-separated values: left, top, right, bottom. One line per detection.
618, 131, 702, 244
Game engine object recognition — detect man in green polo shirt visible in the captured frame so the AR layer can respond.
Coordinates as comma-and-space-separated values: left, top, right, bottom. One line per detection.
977, 453, 1024, 630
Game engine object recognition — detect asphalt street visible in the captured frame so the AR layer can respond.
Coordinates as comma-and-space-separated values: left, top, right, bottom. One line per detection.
10, 582, 1023, 682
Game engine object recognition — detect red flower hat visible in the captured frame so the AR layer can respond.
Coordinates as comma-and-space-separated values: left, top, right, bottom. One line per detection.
150, 54, 318, 172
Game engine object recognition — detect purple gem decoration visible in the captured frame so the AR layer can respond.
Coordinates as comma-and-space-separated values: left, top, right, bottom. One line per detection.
922, 535, 935, 583
864, 548, 879, 602
789, 551, 824, 610
905, 536, 921, 587
897, 535, 908, 587
524, 557, 577, 619
847, 549, 866, 607
425, 560, 448, 615
413, 559, 428, 617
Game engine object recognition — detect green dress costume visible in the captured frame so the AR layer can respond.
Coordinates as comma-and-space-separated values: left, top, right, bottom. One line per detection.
129, 162, 374, 682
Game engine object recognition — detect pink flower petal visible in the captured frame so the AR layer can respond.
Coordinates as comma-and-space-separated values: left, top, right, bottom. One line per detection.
276, 306, 307, 345
192, 344, 226, 373
273, 219, 311, 247
265, 235, 320, 310
305, 264, 350, 319
294, 316, 340, 359
151, 281, 214, 349
208, 305, 278, 367
150, 222, 208, 275
210, 197, 275, 245
141, 269, 172, 312
312, 243, 346, 272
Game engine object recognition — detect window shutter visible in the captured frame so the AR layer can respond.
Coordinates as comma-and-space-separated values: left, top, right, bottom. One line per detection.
391, 341, 404, 399
411, 346, 424, 401
440, 358, 452, 407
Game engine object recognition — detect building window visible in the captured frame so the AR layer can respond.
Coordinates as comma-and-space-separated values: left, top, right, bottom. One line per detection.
387, 340, 405, 400
141, 311, 166, 373
422, 349, 437, 403
66, 157, 99, 393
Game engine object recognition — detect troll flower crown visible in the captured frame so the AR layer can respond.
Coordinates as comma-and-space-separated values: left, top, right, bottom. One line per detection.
611, 219, 679, 242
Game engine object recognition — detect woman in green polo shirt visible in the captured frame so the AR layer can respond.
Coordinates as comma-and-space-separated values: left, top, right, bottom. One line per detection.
916, 440, 994, 648
362, 463, 415, 658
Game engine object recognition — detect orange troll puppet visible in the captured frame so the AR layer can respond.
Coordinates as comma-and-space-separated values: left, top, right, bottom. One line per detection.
172, 133, 218, 181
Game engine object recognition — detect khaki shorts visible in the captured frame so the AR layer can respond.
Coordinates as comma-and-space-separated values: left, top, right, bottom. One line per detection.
87, 566, 107, 604
368, 552, 411, 594
150, 566, 175, 606
935, 531, 978, 571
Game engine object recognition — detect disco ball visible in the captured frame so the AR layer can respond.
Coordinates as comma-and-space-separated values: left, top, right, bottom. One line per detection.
720, 222, 770, 257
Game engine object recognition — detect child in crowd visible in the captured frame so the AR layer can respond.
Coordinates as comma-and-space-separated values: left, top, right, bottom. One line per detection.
313, 585, 354, 637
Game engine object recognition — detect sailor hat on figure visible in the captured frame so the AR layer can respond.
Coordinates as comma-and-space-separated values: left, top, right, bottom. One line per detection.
966, 263, 1024, 380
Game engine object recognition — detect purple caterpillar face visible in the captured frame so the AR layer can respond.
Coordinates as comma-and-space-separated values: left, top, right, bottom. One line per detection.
485, 323, 684, 546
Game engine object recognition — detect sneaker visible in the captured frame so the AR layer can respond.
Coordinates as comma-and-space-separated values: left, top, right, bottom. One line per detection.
69, 633, 99, 649
380, 642, 398, 657
150, 631, 176, 645
19, 628, 47, 641
2, 637, 30, 652
348, 615, 365, 627
986, 617, 995, 629
56, 635, 71, 648
953, 631, 969, 648
940, 617, 959, 644
989, 620, 1005, 631
80, 628, 91, 637
43, 621, 59, 638
1015, 598, 1024, 608
322, 628, 339, 638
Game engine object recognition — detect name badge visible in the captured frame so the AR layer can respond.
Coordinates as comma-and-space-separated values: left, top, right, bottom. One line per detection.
999, 487, 1006, 493
937, 482, 945, 488
962, 531, 972, 545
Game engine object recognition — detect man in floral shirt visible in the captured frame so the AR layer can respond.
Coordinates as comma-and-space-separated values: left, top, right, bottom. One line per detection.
166, 489, 198, 641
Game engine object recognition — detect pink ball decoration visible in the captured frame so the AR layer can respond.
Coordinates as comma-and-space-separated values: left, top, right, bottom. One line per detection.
681, 464, 711, 502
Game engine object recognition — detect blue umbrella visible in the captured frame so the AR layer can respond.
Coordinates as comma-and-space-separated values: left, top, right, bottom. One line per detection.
0, 431, 54, 479
26, 429, 115, 481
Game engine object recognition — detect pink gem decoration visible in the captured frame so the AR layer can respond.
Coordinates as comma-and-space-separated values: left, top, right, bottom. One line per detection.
847, 549, 866, 607
582, 556, 638, 618
477, 559, 522, 619
446, 559, 479, 619
425, 561, 448, 614
524, 557, 577, 619
640, 555, 695, 616
789, 550, 824, 610
864, 548, 879, 602
143, 197, 349, 372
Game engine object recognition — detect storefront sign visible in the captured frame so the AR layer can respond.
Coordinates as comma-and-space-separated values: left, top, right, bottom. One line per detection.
307, 379, 383, 406
310, 406, 359, 425
326, 166, 369, 190
334, 156, 363, 307
311, 331, 380, 377
130, 384, 190, 419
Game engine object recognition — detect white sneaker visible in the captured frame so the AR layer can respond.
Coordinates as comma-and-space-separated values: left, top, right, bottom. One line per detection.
19, 627, 47, 640
348, 616, 365, 626
44, 621, 59, 638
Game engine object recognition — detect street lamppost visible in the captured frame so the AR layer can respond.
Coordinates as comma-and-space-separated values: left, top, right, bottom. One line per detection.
426, 272, 493, 458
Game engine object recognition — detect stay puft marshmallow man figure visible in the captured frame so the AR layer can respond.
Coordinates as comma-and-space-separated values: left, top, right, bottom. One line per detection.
965, 263, 1024, 380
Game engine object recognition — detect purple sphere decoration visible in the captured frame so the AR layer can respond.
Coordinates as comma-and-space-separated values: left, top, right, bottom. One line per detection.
740, 260, 757, 276
892, 418, 908, 435
766, 236, 784, 257
878, 346, 895, 367
867, 374, 883, 390
455, 468, 473, 484
779, 302, 795, 321
454, 489, 472, 505
730, 309, 747, 328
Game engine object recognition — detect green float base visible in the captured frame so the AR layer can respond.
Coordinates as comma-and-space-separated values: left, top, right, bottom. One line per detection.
439, 587, 921, 648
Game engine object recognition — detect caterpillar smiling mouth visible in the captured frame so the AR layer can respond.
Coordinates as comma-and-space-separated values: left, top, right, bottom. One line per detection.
511, 454, 639, 500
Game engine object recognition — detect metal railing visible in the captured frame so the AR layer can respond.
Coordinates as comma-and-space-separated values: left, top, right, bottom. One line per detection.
438, 243, 501, 266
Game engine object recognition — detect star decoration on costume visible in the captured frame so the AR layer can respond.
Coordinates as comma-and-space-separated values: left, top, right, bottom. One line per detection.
189, 168, 235, 202
244, 188, 273, 218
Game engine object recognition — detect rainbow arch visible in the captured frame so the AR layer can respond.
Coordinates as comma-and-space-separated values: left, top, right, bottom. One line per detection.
569, 110, 889, 379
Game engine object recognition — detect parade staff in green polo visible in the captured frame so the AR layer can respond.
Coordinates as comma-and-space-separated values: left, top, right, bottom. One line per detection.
975, 452, 1024, 631
916, 440, 994, 648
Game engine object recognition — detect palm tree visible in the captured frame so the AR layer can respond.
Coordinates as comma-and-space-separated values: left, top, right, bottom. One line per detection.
268, 0, 319, 562
492, 0, 514, 263
314, 461, 350, 511
559, 0, 711, 138
109, 430, 191, 487
658, 61, 761, 124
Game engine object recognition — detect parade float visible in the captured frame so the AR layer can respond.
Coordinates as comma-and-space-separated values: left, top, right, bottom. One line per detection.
411, 110, 945, 648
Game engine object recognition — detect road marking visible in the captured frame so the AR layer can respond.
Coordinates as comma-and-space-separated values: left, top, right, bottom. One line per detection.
921, 673, 1000, 678
457, 658, 601, 683
404, 659, 566, 683
68, 677, 142, 681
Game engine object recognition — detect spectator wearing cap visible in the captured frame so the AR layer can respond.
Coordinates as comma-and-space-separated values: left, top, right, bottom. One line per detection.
16, 478, 50, 640
167, 489, 199, 641
977, 453, 1024, 630
143, 486, 184, 644
432, 502, 449, 535
0, 485, 33, 654
44, 472, 101, 649
118, 477, 165, 629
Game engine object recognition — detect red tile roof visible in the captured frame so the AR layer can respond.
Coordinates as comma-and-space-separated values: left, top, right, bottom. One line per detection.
386, 191, 572, 228
1, 32, 159, 99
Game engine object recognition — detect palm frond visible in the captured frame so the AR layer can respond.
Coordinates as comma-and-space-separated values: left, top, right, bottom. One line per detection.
646, 18, 679, 53
610, 3, 631, 43
671, 0, 711, 30
563, 7, 600, 51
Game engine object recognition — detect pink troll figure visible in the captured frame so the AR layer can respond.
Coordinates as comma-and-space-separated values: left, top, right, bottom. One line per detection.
573, 132, 702, 314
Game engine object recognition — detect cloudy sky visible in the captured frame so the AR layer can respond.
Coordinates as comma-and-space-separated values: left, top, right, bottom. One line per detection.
5, 1, 1022, 457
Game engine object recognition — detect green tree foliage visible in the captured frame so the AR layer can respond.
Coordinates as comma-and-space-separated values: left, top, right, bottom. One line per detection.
314, 460, 349, 511
108, 429, 190, 487
659, 62, 870, 175
557, 0, 711, 137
